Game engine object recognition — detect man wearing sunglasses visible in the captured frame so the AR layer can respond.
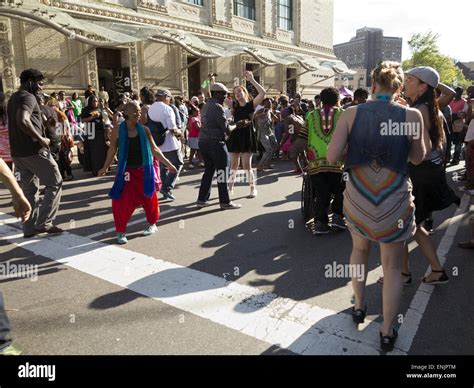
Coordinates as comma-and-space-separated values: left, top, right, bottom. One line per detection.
7, 68, 63, 238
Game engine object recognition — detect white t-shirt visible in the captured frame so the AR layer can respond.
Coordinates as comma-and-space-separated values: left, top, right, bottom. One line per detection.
148, 101, 180, 152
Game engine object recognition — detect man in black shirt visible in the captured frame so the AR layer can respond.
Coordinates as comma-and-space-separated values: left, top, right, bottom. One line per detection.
7, 68, 63, 238
197, 83, 241, 210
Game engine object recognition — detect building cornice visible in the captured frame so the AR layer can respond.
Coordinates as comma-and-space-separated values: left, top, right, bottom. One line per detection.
40, 0, 335, 60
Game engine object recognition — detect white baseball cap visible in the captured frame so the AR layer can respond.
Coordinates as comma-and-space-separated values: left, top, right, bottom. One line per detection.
405, 67, 440, 88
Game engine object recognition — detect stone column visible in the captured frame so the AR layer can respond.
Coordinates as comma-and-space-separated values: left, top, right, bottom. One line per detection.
85, 46, 99, 91
180, 48, 188, 97
129, 42, 139, 92
0, 18, 18, 98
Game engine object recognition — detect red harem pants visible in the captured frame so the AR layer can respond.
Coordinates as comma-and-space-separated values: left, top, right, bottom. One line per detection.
112, 167, 159, 233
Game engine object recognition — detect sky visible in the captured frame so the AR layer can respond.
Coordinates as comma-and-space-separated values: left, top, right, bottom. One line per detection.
333, 0, 473, 62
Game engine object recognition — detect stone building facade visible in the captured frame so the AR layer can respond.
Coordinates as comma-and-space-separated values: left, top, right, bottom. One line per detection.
0, 0, 341, 103
334, 69, 367, 92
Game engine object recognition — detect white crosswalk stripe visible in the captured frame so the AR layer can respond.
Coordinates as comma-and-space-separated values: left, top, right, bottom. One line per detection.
0, 193, 468, 355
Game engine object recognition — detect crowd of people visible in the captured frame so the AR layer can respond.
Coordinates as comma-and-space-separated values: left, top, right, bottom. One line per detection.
0, 62, 473, 355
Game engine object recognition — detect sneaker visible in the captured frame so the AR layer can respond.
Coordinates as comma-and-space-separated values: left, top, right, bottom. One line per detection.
160, 190, 176, 201
313, 221, 331, 235
331, 214, 347, 230
249, 186, 257, 198
196, 200, 211, 209
116, 233, 128, 244
198, 162, 205, 168
220, 202, 242, 210
143, 224, 158, 236
187, 163, 195, 169
0, 345, 22, 356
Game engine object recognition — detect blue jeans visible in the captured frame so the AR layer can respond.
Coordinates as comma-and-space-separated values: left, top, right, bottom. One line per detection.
198, 140, 230, 204
0, 292, 12, 351
160, 150, 184, 193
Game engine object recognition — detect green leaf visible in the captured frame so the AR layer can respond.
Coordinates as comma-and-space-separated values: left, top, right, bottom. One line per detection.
403, 31, 469, 87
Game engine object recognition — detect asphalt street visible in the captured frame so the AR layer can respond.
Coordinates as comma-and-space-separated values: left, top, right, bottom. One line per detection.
0, 158, 472, 355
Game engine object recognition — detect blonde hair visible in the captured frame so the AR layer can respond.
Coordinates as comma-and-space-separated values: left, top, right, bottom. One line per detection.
371, 61, 404, 92
233, 85, 252, 103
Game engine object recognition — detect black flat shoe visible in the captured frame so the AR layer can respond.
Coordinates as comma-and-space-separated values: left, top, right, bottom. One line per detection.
352, 306, 367, 324
35, 226, 64, 235
422, 269, 449, 285
380, 328, 398, 352
23, 231, 38, 238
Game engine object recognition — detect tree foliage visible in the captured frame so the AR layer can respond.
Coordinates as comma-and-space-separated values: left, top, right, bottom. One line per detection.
402, 31, 470, 89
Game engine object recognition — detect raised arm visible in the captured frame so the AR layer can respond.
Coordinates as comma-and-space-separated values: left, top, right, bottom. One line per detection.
436, 83, 455, 110
244, 71, 266, 108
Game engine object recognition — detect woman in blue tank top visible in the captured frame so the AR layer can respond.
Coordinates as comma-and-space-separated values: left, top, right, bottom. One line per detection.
328, 61, 428, 352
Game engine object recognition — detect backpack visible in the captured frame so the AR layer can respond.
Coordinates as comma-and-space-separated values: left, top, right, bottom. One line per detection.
147, 112, 168, 146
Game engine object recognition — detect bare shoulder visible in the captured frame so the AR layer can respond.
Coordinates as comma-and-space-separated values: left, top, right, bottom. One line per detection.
406, 106, 423, 121
340, 105, 358, 125
343, 105, 358, 116
413, 103, 428, 115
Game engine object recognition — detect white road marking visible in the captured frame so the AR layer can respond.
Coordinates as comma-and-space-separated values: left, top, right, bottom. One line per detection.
396, 194, 470, 352
0, 193, 467, 355
0, 215, 387, 355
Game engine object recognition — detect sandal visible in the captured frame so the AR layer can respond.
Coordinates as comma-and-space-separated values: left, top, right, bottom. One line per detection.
422, 269, 449, 285
377, 272, 412, 286
458, 241, 474, 249
351, 305, 367, 324
380, 328, 398, 352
